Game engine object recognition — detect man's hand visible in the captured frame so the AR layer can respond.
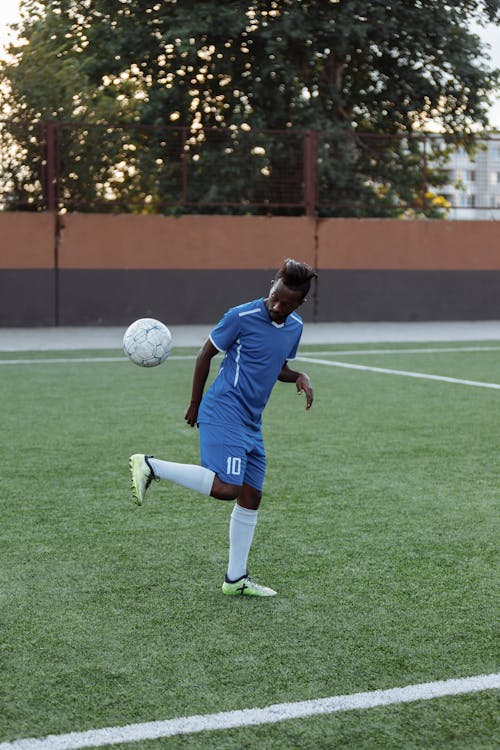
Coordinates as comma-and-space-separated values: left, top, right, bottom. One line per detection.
296, 373, 313, 410
185, 401, 199, 427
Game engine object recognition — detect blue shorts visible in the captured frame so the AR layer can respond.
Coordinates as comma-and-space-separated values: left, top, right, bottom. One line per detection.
198, 422, 266, 491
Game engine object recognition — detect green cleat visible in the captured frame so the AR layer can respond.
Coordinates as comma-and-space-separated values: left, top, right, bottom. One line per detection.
129, 454, 156, 505
222, 574, 277, 597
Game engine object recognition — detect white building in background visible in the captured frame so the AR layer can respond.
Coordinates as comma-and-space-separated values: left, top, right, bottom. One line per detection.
439, 136, 500, 219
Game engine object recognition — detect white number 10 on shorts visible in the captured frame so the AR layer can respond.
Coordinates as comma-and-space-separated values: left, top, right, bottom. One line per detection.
226, 456, 242, 476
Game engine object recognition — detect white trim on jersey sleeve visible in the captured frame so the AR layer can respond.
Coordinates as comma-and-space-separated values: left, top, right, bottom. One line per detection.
209, 333, 226, 352
238, 307, 261, 317
290, 312, 303, 325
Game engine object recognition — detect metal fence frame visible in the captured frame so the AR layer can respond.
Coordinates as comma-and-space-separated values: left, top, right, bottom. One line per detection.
1, 119, 499, 216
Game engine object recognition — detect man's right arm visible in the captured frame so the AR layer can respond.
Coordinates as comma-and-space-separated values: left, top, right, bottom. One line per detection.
184, 338, 220, 426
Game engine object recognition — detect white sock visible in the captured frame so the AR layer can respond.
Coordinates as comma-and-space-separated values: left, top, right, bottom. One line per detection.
227, 504, 258, 581
148, 457, 215, 496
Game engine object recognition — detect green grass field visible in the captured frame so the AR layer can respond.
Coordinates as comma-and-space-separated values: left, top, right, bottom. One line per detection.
0, 341, 498, 749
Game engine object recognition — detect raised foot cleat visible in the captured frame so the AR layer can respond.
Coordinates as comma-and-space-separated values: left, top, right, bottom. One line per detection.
222, 574, 277, 597
129, 454, 155, 505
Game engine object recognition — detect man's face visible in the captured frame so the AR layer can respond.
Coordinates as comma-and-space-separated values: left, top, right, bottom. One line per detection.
265, 279, 305, 324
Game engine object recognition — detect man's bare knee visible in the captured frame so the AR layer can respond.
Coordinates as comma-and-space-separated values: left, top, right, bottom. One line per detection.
210, 476, 240, 501
238, 483, 262, 510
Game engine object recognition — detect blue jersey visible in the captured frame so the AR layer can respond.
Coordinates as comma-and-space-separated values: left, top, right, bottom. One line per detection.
197, 297, 303, 427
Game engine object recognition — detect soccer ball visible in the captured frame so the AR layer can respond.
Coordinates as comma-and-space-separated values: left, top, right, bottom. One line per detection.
123, 318, 173, 367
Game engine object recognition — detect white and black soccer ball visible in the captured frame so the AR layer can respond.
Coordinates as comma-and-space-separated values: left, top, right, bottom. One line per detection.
123, 318, 173, 367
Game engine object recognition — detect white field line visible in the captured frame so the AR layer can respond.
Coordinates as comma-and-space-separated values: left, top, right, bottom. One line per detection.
0, 673, 498, 750
0, 345, 498, 366
1, 353, 498, 389
302, 346, 500, 356
296, 356, 500, 390
0, 356, 194, 365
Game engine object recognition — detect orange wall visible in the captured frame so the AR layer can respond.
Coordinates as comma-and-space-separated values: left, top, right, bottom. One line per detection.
318, 219, 500, 270
57, 214, 316, 269
0, 213, 55, 269
1, 213, 499, 271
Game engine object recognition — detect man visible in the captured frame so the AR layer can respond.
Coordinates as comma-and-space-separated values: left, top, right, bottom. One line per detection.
129, 258, 317, 597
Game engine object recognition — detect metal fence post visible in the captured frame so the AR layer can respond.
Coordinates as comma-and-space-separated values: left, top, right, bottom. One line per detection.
181, 126, 188, 206
42, 120, 61, 324
43, 120, 58, 211
421, 135, 428, 214
304, 129, 318, 216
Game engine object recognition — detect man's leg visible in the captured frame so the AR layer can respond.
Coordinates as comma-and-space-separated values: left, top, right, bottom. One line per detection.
129, 454, 241, 505
223, 443, 276, 597
129, 454, 216, 505
226, 484, 261, 582
223, 488, 276, 596
131, 423, 244, 504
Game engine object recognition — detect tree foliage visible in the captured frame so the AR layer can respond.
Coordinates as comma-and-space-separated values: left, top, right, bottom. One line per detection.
1, 0, 499, 214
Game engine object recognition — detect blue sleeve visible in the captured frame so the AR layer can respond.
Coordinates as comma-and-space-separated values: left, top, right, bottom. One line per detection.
209, 308, 241, 352
287, 332, 302, 360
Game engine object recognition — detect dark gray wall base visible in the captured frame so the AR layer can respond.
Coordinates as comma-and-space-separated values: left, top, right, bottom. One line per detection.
1, 268, 499, 326
0, 270, 56, 326
57, 269, 317, 325
316, 270, 500, 321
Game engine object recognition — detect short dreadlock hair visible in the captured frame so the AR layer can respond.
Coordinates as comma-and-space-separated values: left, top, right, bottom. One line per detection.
275, 258, 318, 298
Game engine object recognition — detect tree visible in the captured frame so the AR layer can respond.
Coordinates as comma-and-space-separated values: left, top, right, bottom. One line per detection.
1, 0, 499, 215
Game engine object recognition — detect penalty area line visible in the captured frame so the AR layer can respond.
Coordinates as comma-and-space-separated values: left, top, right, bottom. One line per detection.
0, 674, 498, 750
296, 356, 500, 390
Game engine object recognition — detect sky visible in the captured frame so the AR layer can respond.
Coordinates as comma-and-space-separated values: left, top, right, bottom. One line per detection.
0, 0, 499, 127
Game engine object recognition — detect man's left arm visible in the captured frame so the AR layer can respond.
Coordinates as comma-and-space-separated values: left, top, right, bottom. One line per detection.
278, 361, 314, 410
